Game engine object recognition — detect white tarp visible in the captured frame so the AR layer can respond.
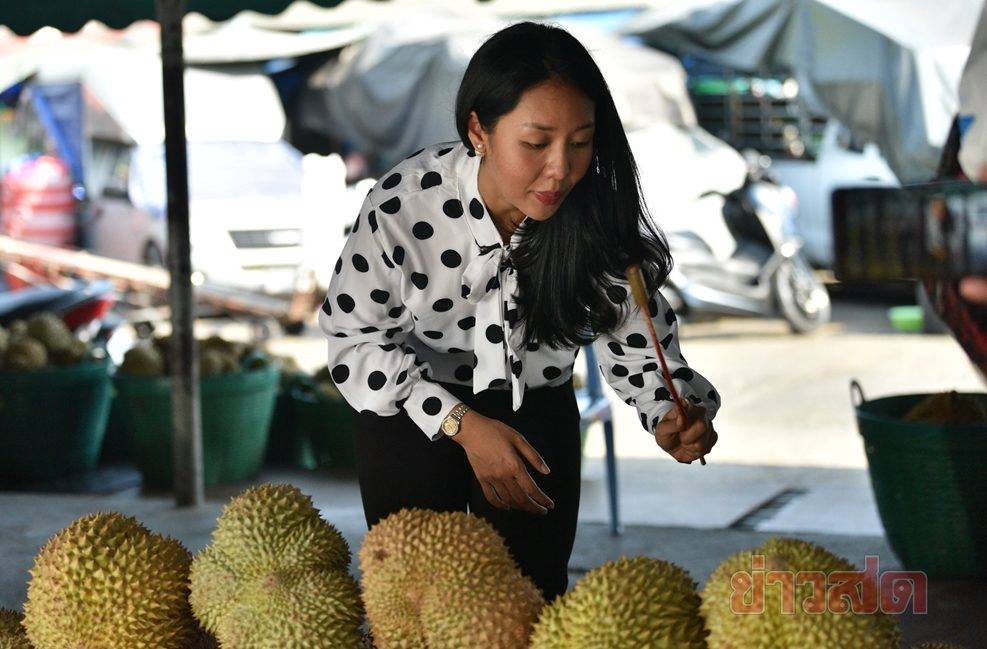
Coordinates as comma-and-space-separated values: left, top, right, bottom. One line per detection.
621, 0, 983, 182
296, 11, 698, 171
19, 44, 287, 145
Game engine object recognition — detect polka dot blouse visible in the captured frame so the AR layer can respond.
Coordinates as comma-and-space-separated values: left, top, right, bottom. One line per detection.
318, 141, 720, 441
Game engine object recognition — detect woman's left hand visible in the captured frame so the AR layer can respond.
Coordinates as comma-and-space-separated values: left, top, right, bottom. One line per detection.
654, 403, 717, 464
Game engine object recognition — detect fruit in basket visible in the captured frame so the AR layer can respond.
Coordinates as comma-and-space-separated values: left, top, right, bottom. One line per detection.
530, 556, 707, 648
198, 348, 228, 377
51, 337, 92, 367
701, 537, 901, 649
23, 512, 197, 648
120, 344, 164, 376
902, 391, 987, 426
190, 483, 362, 647
274, 353, 301, 375
26, 313, 73, 354
360, 508, 543, 649
3, 338, 48, 371
7, 320, 27, 339
240, 349, 271, 371
200, 335, 246, 362
147, 335, 264, 376
0, 608, 30, 649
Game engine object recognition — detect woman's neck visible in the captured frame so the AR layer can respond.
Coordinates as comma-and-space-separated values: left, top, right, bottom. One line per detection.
477, 158, 526, 245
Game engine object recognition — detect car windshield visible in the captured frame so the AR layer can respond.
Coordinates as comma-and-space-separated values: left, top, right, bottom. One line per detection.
129, 141, 303, 209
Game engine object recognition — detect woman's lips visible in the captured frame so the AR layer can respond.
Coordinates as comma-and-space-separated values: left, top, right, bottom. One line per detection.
534, 191, 562, 205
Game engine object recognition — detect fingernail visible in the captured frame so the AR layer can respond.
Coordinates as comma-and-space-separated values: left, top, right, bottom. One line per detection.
542, 463, 551, 474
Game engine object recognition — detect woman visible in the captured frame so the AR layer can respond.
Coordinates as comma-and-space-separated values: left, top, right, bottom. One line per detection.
318, 21, 719, 600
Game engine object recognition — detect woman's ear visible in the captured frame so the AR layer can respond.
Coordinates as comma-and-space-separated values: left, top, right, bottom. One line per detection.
467, 111, 488, 152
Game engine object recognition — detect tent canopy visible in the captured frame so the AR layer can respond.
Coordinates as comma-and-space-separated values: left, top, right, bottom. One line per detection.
298, 10, 697, 171
2, 1, 352, 36
621, 0, 983, 182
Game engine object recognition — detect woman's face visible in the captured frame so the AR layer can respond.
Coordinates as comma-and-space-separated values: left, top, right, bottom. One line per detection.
469, 78, 595, 228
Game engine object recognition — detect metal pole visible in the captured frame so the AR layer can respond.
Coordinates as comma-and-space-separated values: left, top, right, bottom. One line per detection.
156, 0, 204, 507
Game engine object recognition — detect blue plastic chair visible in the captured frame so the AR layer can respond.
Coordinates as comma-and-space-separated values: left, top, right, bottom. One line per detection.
575, 344, 622, 536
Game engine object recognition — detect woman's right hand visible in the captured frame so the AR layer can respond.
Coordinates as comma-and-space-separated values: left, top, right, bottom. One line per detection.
451, 410, 555, 515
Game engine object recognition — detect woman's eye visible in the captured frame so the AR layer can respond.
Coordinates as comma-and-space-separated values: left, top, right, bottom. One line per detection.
572, 141, 591, 148
524, 142, 548, 149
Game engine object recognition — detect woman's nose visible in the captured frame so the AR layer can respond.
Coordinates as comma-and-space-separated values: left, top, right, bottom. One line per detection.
544, 146, 571, 179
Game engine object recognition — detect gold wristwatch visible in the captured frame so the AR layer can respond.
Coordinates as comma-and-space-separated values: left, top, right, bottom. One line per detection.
440, 402, 471, 437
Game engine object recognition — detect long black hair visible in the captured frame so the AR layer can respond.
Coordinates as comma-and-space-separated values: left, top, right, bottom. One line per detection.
455, 21, 673, 350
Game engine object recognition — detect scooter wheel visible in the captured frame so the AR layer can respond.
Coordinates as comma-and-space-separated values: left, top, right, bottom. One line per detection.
774, 256, 831, 333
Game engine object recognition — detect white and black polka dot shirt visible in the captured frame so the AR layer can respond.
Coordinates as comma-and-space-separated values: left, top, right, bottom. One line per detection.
318, 141, 720, 441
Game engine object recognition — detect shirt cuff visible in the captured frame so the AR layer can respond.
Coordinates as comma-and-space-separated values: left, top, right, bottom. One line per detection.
405, 379, 463, 442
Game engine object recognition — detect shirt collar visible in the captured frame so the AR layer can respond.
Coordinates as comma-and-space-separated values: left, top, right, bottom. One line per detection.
454, 142, 531, 408
455, 143, 531, 252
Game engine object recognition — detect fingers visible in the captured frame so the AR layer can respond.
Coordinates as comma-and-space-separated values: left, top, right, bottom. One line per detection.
514, 469, 555, 512
512, 432, 551, 475
655, 405, 717, 464
481, 480, 510, 511
502, 476, 549, 515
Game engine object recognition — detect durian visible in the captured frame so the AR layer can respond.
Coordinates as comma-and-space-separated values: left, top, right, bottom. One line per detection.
200, 335, 245, 360
241, 350, 270, 371
119, 344, 164, 376
530, 555, 707, 648
3, 338, 47, 371
360, 508, 544, 649
902, 391, 987, 425
25, 313, 72, 354
23, 512, 196, 648
189, 483, 363, 647
0, 608, 31, 649
7, 320, 26, 339
51, 337, 91, 367
198, 348, 228, 376
701, 537, 901, 648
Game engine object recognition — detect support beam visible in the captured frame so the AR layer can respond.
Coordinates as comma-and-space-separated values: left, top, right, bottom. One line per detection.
156, 0, 204, 508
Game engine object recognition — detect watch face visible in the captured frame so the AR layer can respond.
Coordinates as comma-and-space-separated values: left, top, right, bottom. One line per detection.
442, 418, 457, 435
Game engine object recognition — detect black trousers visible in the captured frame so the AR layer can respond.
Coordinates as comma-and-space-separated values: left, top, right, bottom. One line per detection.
350, 378, 582, 601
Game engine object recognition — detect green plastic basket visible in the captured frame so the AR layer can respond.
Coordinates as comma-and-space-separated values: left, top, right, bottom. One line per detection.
291, 387, 356, 470
263, 376, 317, 470
851, 380, 987, 578
114, 365, 279, 489
99, 395, 131, 464
0, 359, 112, 484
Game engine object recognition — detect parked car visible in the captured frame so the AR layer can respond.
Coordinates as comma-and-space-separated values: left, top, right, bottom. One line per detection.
86, 138, 312, 296
5, 48, 325, 297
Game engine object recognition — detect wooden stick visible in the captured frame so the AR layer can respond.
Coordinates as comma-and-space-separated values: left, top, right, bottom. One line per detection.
626, 264, 706, 465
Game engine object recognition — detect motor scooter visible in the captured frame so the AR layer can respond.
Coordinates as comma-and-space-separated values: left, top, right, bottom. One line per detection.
665, 153, 832, 333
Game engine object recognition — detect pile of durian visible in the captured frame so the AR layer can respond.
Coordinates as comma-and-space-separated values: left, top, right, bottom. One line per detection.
902, 390, 987, 426
118, 334, 272, 378
0, 312, 101, 371
0, 482, 965, 648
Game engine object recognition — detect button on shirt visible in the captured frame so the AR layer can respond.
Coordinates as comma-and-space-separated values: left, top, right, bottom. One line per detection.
318, 141, 721, 441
